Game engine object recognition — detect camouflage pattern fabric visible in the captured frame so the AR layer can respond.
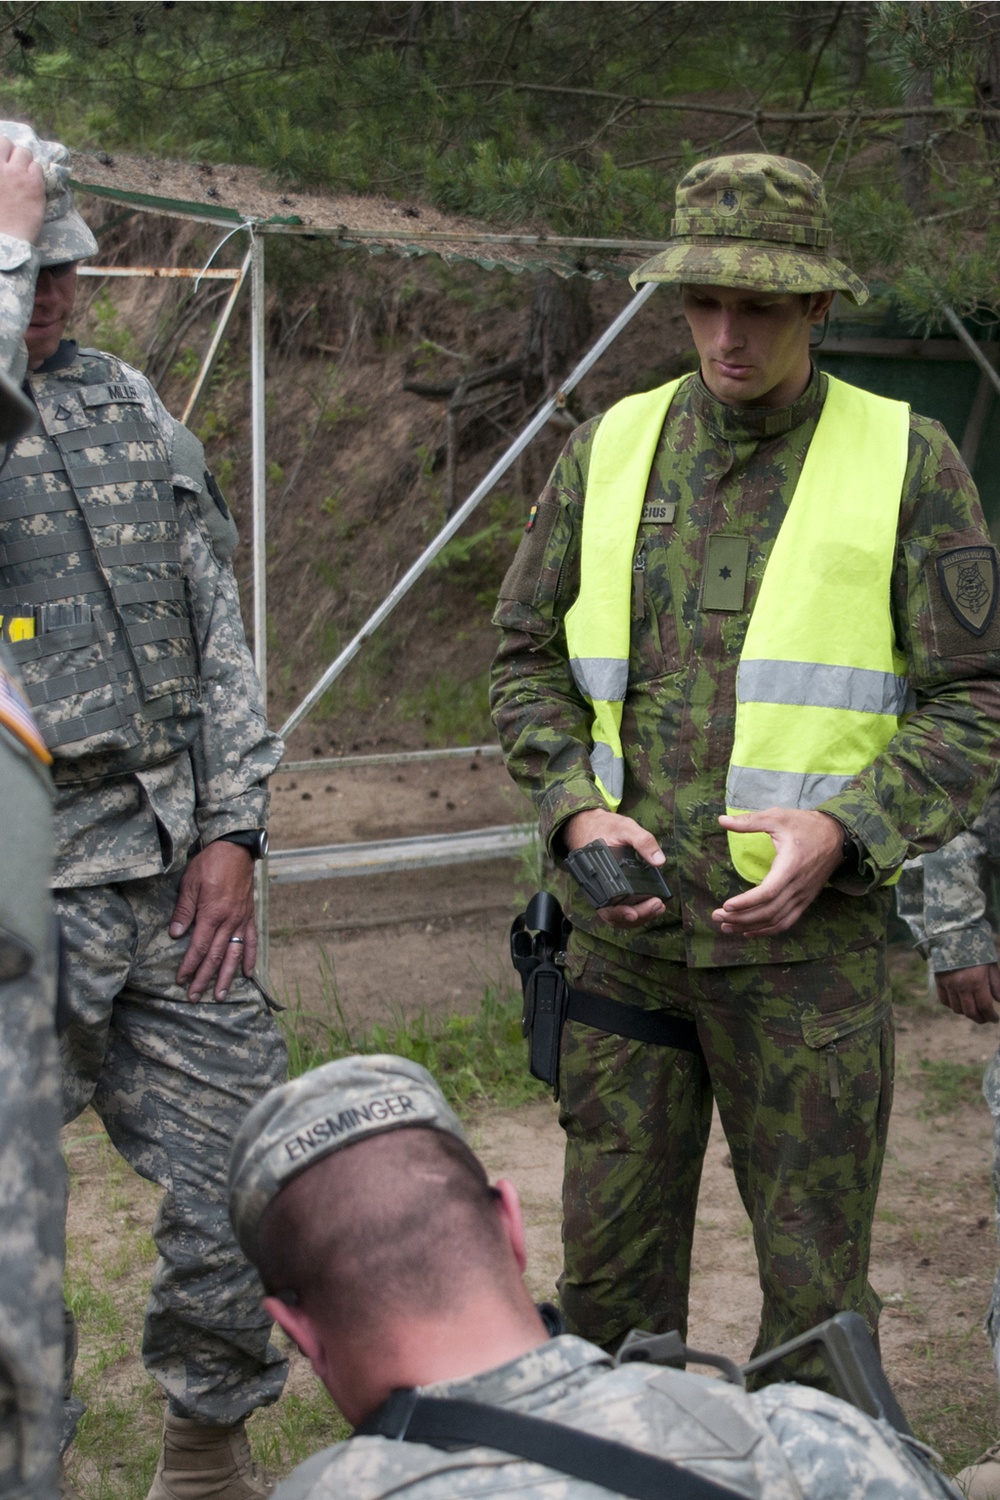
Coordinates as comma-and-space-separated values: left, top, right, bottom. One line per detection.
558, 933, 892, 1385
896, 791, 1000, 974
491, 368, 1000, 967
55, 871, 288, 1423
0, 344, 281, 888
631, 153, 868, 305
0, 652, 61, 1500
268, 1333, 960, 1499
0, 235, 40, 386
0, 254, 286, 1426
0, 121, 97, 269
896, 791, 1000, 1375
491, 366, 1000, 1393
0, 244, 60, 1498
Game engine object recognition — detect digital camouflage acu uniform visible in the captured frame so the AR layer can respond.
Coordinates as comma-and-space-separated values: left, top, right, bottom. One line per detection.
896, 789, 1000, 1376
0, 163, 64, 1500
491, 155, 1000, 1385
0, 127, 288, 1433
226, 1057, 959, 1500
268, 1334, 961, 1500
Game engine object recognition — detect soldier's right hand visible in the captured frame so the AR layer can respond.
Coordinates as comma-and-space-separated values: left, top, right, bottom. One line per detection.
562, 808, 667, 928
0, 137, 45, 247
935, 962, 1000, 1025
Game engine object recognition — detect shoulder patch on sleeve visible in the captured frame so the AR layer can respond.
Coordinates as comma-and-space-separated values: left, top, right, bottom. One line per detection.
0, 659, 51, 765
169, 421, 240, 560
927, 539, 1000, 655
936, 546, 998, 636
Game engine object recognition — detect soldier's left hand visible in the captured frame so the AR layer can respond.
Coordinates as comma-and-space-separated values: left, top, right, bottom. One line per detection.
711, 808, 844, 936
935, 962, 1000, 1025
169, 841, 256, 1000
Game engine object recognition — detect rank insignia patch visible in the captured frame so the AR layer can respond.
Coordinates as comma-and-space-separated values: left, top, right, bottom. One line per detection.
937, 546, 999, 637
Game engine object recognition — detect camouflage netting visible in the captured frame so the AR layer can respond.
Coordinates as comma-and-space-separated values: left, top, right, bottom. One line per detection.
70, 150, 659, 280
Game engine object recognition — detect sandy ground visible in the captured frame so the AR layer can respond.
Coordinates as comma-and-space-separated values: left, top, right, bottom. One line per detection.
61, 760, 1000, 1485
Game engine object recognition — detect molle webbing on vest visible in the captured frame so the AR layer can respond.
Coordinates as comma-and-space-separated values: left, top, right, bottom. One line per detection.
0, 351, 201, 772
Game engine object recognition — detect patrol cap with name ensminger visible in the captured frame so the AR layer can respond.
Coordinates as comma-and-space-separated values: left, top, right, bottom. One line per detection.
228, 1054, 467, 1265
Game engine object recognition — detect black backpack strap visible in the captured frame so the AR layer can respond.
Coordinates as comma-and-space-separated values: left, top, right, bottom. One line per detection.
357, 1391, 743, 1500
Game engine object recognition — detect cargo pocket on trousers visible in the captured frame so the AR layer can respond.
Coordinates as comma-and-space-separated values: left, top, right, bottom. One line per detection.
799, 1005, 892, 1193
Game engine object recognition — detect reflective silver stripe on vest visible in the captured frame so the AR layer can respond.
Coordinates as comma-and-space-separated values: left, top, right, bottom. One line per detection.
590, 741, 624, 801
737, 659, 909, 716
727, 765, 855, 811
570, 657, 629, 702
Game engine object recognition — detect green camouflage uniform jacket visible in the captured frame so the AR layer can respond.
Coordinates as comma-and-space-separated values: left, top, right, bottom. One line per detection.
0, 232, 281, 887
270, 1334, 958, 1499
491, 368, 1000, 968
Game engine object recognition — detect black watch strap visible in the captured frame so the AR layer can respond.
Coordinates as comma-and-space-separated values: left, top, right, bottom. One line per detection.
216, 829, 269, 860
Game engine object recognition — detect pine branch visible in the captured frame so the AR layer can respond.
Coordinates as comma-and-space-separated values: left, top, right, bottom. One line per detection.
443, 79, 1000, 126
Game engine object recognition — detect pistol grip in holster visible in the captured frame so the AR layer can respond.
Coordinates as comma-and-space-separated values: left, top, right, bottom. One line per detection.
510, 893, 573, 1100
523, 962, 570, 1098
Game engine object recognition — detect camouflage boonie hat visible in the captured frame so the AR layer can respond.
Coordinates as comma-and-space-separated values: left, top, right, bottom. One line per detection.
632, 153, 867, 305
0, 121, 98, 266
228, 1054, 467, 1264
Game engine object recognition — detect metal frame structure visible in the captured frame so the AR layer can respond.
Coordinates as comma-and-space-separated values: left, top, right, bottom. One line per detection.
76, 206, 666, 979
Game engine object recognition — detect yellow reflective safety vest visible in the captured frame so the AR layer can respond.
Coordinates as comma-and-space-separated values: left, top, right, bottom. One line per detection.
564, 373, 911, 884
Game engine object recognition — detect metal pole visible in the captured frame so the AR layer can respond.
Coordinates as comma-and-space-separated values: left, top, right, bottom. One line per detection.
249, 235, 271, 983
280, 281, 658, 740
941, 306, 1000, 400
181, 249, 252, 426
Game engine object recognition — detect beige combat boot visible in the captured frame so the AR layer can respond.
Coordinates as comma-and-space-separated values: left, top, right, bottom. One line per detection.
145, 1412, 272, 1500
956, 1442, 1000, 1499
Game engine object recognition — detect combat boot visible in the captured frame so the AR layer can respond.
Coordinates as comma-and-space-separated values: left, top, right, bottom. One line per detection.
956, 1442, 1000, 1499
145, 1412, 272, 1500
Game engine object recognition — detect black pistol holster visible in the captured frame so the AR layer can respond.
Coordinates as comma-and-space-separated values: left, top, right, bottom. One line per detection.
510, 892, 705, 1101
510, 892, 572, 1097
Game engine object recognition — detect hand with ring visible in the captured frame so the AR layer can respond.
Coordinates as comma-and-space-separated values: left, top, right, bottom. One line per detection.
169, 841, 257, 1000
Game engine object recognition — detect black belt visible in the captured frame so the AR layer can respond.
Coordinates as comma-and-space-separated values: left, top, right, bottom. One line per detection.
566, 986, 702, 1054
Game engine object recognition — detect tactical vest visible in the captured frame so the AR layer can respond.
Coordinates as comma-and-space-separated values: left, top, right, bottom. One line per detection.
0, 350, 201, 785
565, 373, 911, 884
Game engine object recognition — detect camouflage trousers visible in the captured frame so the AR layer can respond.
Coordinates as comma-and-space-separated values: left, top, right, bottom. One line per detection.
54, 871, 288, 1427
559, 932, 893, 1390
983, 1047, 1000, 1374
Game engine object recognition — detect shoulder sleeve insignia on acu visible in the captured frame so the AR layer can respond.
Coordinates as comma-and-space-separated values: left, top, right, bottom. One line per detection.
936, 545, 999, 638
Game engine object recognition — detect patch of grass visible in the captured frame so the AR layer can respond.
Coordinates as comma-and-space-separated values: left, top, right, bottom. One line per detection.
250, 1387, 349, 1472
910, 1326, 1000, 1474
69, 1389, 162, 1500
397, 671, 492, 747
281, 950, 546, 1112
917, 1057, 985, 1117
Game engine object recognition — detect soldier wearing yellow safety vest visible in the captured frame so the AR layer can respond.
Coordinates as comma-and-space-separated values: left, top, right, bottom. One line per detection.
491, 153, 1000, 1389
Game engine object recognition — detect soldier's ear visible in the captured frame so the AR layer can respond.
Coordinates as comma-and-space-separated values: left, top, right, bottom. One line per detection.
807, 290, 836, 324
493, 1178, 529, 1273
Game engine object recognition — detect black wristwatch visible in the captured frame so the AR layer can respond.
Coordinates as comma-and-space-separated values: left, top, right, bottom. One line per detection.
216, 828, 269, 860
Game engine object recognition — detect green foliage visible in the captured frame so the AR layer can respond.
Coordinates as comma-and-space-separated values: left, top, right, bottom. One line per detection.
86, 289, 143, 365
397, 670, 493, 746
281, 954, 546, 1112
